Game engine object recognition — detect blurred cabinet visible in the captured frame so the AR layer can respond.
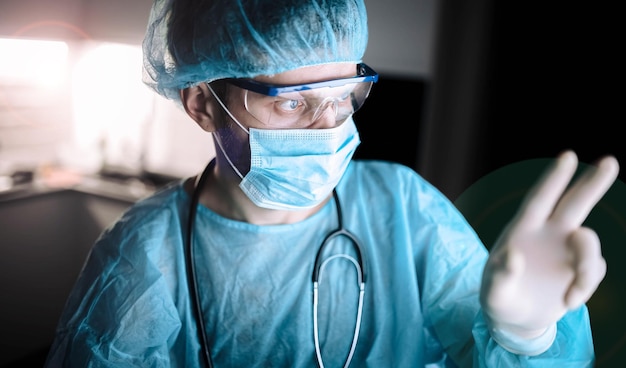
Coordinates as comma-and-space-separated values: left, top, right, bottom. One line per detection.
0, 188, 135, 366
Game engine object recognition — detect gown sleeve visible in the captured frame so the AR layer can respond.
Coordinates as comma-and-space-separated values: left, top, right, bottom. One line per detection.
44, 202, 184, 367
472, 305, 595, 366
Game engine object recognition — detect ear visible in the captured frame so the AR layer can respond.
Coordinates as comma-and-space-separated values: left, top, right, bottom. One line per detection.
180, 84, 218, 132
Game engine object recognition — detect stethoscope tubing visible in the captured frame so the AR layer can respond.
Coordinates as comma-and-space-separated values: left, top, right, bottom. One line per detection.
185, 161, 367, 368
186, 161, 215, 368
313, 253, 365, 368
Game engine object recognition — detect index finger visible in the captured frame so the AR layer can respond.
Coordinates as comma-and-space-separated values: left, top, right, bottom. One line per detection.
517, 150, 579, 227
550, 154, 619, 228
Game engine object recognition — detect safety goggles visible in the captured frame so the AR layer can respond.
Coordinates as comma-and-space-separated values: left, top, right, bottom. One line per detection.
226, 63, 378, 128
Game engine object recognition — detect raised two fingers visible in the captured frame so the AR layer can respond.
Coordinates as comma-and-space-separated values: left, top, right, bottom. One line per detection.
518, 150, 619, 229
551, 155, 619, 228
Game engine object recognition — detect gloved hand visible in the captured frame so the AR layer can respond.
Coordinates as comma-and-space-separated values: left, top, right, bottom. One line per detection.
480, 150, 619, 354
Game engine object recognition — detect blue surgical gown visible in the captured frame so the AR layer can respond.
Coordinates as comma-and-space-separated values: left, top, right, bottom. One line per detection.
45, 160, 596, 367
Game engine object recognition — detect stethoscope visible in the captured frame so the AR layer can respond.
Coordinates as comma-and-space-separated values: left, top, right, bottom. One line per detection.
185, 160, 367, 368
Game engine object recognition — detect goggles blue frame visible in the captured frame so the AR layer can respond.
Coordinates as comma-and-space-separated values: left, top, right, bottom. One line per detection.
226, 63, 378, 96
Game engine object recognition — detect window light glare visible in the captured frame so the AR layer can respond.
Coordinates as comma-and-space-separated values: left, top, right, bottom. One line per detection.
71, 43, 153, 173
0, 38, 68, 87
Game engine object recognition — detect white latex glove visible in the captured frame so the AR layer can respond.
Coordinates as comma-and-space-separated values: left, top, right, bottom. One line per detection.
480, 150, 619, 354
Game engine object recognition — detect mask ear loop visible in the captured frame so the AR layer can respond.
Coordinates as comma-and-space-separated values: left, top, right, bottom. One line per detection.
206, 83, 249, 135
206, 82, 248, 180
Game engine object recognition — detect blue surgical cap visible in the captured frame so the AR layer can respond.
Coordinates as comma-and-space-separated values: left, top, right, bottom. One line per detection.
142, 0, 369, 105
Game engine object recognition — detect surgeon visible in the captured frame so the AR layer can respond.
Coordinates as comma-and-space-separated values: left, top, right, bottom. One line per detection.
45, 0, 619, 367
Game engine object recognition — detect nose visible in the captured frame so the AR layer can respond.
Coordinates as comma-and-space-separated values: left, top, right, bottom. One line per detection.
311, 98, 339, 128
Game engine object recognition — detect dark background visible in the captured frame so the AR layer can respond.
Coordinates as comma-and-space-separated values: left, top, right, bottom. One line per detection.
355, 1, 624, 366
356, 2, 624, 200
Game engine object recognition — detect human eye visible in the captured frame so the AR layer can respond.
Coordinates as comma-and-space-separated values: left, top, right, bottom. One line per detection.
333, 84, 356, 104
338, 90, 351, 102
334, 89, 355, 110
274, 96, 305, 114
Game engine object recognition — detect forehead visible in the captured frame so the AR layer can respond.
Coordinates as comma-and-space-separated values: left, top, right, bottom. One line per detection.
252, 63, 357, 85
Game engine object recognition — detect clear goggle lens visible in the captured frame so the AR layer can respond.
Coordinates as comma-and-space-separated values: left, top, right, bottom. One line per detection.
225, 63, 378, 129
242, 81, 373, 128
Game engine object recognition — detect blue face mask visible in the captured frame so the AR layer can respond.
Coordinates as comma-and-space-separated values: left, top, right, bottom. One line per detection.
214, 117, 360, 210
241, 119, 360, 210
